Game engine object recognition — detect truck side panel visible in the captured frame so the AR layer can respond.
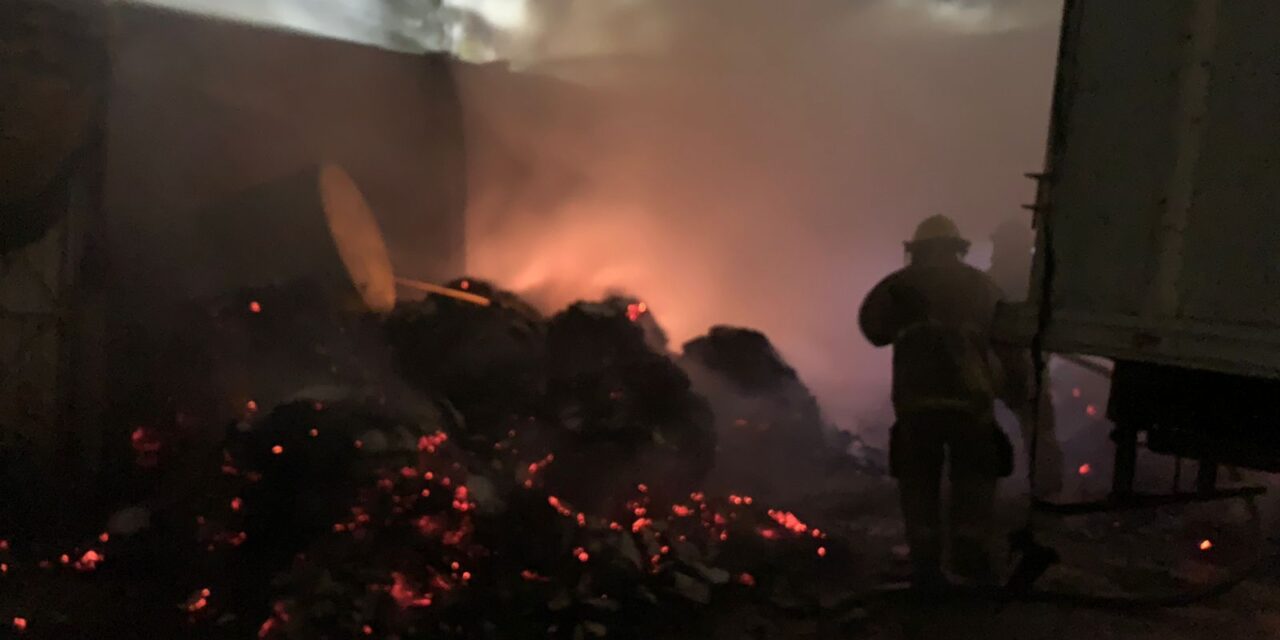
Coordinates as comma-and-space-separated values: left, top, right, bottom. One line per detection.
1035, 0, 1280, 379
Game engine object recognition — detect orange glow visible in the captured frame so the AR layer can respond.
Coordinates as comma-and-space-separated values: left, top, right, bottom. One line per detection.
689, 491, 705, 502
354, 439, 364, 449
309, 429, 319, 437
460, 280, 471, 290
98, 532, 110, 543
59, 554, 70, 565
637, 483, 649, 493
547, 496, 573, 517
767, 509, 809, 534
632, 518, 652, 533
817, 546, 827, 557
1, 563, 8, 574
246, 400, 258, 412
0, 540, 8, 551
271, 445, 284, 455
231, 497, 243, 511
738, 573, 756, 587
1086, 404, 1099, 417
363, 625, 374, 635
671, 505, 693, 517
1078, 463, 1092, 476
75, 550, 102, 571
626, 302, 648, 322
249, 301, 263, 314
521, 569, 548, 582
575, 547, 590, 563
1199, 539, 1214, 551
13, 617, 27, 632
451, 562, 461, 571
462, 571, 472, 581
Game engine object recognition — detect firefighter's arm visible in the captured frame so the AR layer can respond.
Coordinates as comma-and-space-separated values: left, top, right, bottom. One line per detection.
859, 276, 902, 347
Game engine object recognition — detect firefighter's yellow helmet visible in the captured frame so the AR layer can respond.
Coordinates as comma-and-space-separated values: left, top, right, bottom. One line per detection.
911, 214, 964, 243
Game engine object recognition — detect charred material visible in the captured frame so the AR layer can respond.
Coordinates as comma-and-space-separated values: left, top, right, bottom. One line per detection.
680, 326, 837, 499
543, 300, 716, 507
384, 277, 547, 446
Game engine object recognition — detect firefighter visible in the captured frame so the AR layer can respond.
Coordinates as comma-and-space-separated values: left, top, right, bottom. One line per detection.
988, 217, 1064, 496
859, 214, 1013, 588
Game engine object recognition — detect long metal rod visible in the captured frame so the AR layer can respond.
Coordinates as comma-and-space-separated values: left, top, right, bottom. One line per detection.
395, 277, 492, 307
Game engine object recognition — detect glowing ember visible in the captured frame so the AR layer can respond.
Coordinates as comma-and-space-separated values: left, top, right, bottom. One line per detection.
246, 400, 258, 412
521, 570, 549, 582
1, 563, 8, 573
729, 495, 744, 505
637, 483, 649, 493
451, 562, 460, 571
72, 549, 103, 572
817, 546, 827, 557
1078, 463, 1092, 476
671, 505, 693, 517
271, 445, 284, 455
576, 513, 587, 527
738, 573, 756, 587
0, 540, 8, 551
547, 496, 573, 517
1071, 387, 1082, 398
309, 428, 319, 437
452, 486, 472, 512
363, 625, 374, 635
460, 280, 471, 290
98, 532, 110, 543
59, 554, 70, 565
231, 497, 243, 511
418, 431, 448, 453
462, 571, 472, 581
13, 617, 28, 632
1199, 539, 1214, 551
767, 509, 809, 534
689, 491, 705, 502
574, 547, 590, 563
354, 440, 364, 449
185, 588, 211, 613
1086, 404, 1099, 417
625, 302, 649, 322
389, 572, 433, 608
632, 518, 653, 533
249, 301, 262, 314
759, 529, 777, 540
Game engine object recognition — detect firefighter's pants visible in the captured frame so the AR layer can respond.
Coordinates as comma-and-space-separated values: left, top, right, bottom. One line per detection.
890, 410, 1007, 583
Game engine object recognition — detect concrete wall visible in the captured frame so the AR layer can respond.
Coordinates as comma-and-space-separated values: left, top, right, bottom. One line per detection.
104, 3, 468, 286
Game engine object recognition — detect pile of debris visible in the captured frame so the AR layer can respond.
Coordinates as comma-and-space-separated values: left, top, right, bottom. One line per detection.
0, 277, 878, 638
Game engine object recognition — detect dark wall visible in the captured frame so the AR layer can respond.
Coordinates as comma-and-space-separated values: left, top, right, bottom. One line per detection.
103, 4, 467, 286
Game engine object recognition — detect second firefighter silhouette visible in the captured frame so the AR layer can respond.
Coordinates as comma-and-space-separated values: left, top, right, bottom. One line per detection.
860, 215, 1014, 587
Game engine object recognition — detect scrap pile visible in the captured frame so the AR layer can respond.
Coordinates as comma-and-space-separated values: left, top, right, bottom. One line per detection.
0, 278, 877, 639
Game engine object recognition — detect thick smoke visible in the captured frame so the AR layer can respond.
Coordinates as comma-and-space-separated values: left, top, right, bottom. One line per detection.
456, 0, 1064, 437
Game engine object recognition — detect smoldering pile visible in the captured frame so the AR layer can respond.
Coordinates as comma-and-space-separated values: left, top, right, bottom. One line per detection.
4, 278, 884, 639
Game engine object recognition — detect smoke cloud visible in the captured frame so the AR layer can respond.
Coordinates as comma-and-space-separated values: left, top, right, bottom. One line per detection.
456, 0, 1064, 436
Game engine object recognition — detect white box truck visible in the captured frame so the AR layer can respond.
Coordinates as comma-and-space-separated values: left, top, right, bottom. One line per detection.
1011, 0, 1280, 499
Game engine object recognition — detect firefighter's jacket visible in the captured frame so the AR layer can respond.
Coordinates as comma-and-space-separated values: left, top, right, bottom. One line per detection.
859, 259, 1006, 417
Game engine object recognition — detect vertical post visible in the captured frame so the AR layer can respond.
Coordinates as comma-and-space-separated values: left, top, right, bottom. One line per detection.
1111, 424, 1139, 498
1195, 460, 1219, 494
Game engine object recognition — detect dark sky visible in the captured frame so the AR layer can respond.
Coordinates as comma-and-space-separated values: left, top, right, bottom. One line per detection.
458, 0, 1066, 431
